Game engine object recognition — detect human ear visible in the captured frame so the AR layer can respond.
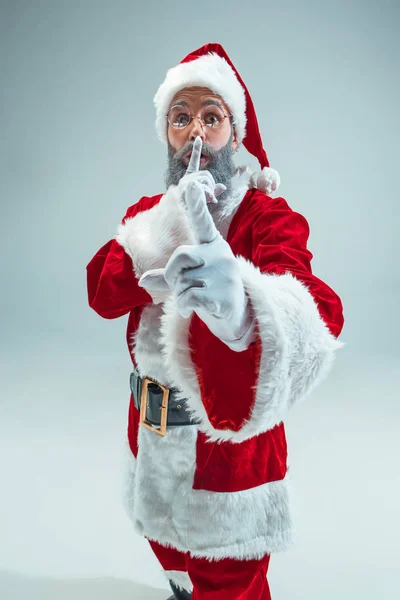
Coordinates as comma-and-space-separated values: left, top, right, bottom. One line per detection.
232, 128, 239, 152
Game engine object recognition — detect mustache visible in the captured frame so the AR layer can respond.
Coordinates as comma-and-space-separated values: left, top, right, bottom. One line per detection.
173, 141, 217, 163
165, 130, 235, 195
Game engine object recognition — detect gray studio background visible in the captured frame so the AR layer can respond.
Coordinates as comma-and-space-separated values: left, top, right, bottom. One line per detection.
1, 1, 399, 599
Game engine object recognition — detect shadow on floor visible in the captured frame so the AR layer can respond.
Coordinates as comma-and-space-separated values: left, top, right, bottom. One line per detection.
0, 569, 170, 600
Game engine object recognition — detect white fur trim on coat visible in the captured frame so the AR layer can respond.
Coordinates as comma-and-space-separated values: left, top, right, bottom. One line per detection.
122, 431, 294, 561
115, 186, 196, 305
159, 258, 344, 443
154, 52, 247, 145
115, 186, 196, 275
114, 166, 254, 288
118, 170, 256, 388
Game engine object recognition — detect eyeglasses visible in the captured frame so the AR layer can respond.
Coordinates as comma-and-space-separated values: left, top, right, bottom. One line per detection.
167, 104, 233, 130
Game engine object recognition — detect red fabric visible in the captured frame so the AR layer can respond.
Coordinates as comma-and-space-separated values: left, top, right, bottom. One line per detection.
189, 315, 288, 492
86, 194, 164, 458
180, 42, 270, 170
86, 195, 165, 457
193, 424, 287, 492
147, 538, 272, 600
189, 316, 262, 433
186, 189, 343, 493
188, 324, 288, 492
127, 395, 140, 457
234, 189, 345, 338
188, 188, 344, 434
87, 187, 344, 502
85, 195, 162, 319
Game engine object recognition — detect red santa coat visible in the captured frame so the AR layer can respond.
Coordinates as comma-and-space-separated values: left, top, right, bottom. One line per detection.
86, 167, 344, 561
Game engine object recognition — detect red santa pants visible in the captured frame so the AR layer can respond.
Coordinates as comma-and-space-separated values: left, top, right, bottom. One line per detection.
147, 538, 272, 600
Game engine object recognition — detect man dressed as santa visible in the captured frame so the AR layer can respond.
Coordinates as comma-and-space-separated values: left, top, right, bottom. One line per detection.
86, 43, 345, 600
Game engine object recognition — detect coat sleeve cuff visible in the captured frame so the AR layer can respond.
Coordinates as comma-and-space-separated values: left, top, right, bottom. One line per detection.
159, 256, 344, 443
115, 186, 197, 305
236, 256, 345, 415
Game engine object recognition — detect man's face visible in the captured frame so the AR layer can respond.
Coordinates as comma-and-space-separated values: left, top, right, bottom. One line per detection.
164, 87, 238, 205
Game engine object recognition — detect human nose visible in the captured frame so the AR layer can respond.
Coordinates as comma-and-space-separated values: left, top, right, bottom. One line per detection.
188, 116, 206, 142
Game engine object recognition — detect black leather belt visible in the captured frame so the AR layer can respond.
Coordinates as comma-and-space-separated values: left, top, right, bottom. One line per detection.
130, 366, 201, 436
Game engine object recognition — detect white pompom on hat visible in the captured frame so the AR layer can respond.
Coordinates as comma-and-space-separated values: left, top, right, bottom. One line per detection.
153, 42, 280, 195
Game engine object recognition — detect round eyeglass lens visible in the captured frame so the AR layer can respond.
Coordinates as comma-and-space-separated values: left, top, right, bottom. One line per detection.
168, 106, 191, 128
168, 105, 226, 129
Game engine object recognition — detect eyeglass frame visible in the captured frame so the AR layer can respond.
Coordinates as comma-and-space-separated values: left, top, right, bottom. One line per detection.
166, 104, 235, 130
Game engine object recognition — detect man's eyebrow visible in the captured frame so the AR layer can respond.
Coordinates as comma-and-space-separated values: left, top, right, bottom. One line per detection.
172, 98, 224, 109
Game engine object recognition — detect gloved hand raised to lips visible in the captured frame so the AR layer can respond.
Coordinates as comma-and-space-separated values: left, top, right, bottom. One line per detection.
138, 137, 256, 351
177, 136, 227, 206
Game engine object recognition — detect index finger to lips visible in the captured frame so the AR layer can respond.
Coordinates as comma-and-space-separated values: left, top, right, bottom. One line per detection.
186, 181, 219, 244
186, 136, 202, 174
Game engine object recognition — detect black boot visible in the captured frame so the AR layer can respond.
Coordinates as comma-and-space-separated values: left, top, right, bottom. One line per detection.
168, 579, 192, 599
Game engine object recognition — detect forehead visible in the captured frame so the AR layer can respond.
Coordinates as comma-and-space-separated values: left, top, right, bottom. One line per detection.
169, 86, 227, 108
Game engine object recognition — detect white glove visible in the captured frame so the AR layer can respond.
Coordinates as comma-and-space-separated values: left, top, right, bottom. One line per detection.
176, 137, 227, 206
138, 137, 256, 351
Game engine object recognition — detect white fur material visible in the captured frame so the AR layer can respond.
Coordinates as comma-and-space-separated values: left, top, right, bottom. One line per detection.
115, 185, 196, 305
131, 303, 177, 386
117, 170, 253, 383
159, 258, 344, 443
154, 52, 247, 145
122, 430, 294, 560
115, 167, 253, 283
114, 166, 272, 286
164, 570, 193, 593
250, 167, 281, 195
120, 439, 137, 528
118, 176, 307, 560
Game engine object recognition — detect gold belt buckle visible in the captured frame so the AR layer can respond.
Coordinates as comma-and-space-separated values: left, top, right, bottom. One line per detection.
139, 376, 169, 437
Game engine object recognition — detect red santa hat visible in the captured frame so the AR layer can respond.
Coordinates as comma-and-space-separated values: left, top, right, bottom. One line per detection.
153, 42, 280, 195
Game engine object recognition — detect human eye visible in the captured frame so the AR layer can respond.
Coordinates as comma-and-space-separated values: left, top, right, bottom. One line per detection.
176, 113, 190, 127
203, 107, 224, 127
169, 106, 190, 128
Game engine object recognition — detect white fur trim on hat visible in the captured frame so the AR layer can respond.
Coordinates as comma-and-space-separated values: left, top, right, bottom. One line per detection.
154, 52, 246, 145
250, 167, 281, 194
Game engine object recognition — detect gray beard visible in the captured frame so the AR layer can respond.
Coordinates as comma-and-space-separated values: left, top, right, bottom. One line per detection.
164, 131, 236, 212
